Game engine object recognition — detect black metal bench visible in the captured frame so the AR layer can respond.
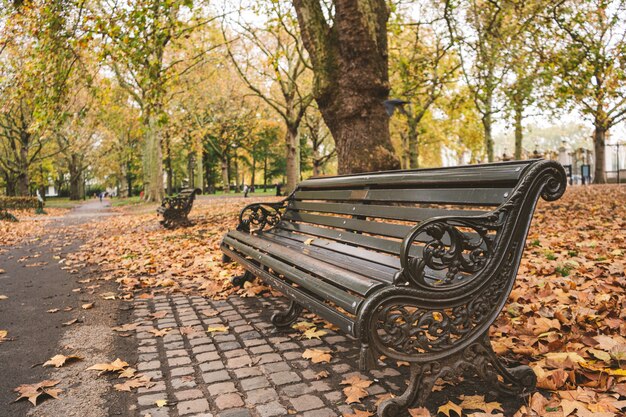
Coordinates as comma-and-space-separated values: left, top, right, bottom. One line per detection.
220, 160, 566, 416
157, 188, 201, 229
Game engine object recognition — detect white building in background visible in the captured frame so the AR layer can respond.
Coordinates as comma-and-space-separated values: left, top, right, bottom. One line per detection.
440, 146, 471, 167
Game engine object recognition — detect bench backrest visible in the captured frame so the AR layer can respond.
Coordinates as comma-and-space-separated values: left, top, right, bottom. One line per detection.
273, 160, 566, 284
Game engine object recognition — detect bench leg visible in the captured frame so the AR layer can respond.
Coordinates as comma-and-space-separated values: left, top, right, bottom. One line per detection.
376, 333, 536, 417
271, 301, 303, 328
231, 270, 254, 287
221, 253, 232, 263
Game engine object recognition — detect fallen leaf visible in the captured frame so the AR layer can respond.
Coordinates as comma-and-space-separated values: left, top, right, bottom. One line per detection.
341, 375, 373, 404
302, 348, 332, 364
150, 311, 168, 319
302, 327, 326, 340
200, 309, 219, 318
0, 330, 8, 343
0, 295, 7, 300
315, 370, 329, 380
343, 410, 373, 417
304, 238, 315, 245
62, 318, 80, 326
43, 354, 82, 368
112, 323, 140, 332
14, 380, 62, 406
87, 358, 129, 375
292, 321, 316, 331
438, 401, 463, 417
47, 308, 60, 313
206, 325, 229, 333
408, 408, 431, 417
148, 328, 172, 337
114, 375, 154, 392
81, 302, 94, 310
155, 399, 168, 407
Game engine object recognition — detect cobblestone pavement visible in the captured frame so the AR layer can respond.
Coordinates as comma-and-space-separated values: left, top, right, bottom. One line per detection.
132, 294, 409, 417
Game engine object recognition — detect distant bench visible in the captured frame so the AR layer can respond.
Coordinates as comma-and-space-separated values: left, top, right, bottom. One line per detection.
221, 160, 567, 416
157, 188, 201, 229
0, 196, 44, 222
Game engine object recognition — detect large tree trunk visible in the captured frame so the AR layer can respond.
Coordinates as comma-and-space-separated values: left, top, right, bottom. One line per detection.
294, 0, 400, 174
195, 148, 204, 191
514, 101, 523, 160
482, 112, 494, 163
593, 124, 607, 184
142, 111, 165, 202
285, 126, 299, 193
221, 155, 230, 193
407, 117, 419, 169
69, 154, 82, 200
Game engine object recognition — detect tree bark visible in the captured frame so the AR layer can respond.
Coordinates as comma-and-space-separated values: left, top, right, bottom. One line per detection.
69, 153, 82, 200
142, 111, 165, 202
514, 101, 523, 160
221, 155, 230, 193
593, 124, 607, 184
293, 0, 400, 174
482, 111, 494, 163
285, 126, 299, 193
407, 117, 419, 169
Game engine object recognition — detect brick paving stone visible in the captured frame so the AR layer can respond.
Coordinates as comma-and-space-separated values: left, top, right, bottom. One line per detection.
239, 331, 262, 340
200, 361, 225, 372
218, 341, 242, 351
300, 369, 318, 380
290, 394, 325, 412
164, 341, 185, 350
139, 345, 158, 354
260, 362, 291, 374
196, 351, 220, 362
138, 360, 161, 371
208, 381, 237, 395
280, 382, 310, 397
141, 370, 163, 380
218, 408, 251, 417
190, 337, 213, 347
202, 370, 231, 384
255, 401, 287, 417
177, 398, 210, 415
171, 377, 196, 389
141, 407, 171, 417
139, 353, 159, 362
302, 408, 337, 417
240, 376, 270, 390
249, 345, 273, 355
242, 338, 266, 347
269, 371, 301, 385
170, 366, 195, 377
192, 344, 216, 354
301, 339, 323, 347
324, 391, 342, 402
167, 349, 188, 358
138, 380, 166, 394
244, 387, 278, 405
174, 389, 204, 401
256, 353, 282, 364
215, 392, 244, 409
332, 363, 351, 373
168, 356, 192, 367
226, 355, 252, 368
274, 342, 299, 351
282, 351, 302, 360
223, 349, 247, 358
138, 393, 168, 407
233, 367, 263, 379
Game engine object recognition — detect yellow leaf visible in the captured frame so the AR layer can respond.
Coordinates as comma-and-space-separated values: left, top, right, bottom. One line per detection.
302, 327, 326, 340
304, 238, 315, 245
206, 326, 229, 333
438, 401, 462, 417
155, 399, 168, 407
43, 354, 82, 368
302, 348, 332, 364
292, 321, 315, 331
0, 295, 8, 300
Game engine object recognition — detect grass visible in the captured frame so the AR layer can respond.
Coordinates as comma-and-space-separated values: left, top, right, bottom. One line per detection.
44, 197, 81, 209
111, 196, 143, 207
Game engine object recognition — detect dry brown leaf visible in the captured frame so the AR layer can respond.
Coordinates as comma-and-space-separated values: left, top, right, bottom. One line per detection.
87, 358, 129, 375
206, 325, 229, 333
315, 370, 330, 380
13, 380, 62, 406
81, 302, 94, 310
342, 410, 373, 417
341, 375, 373, 404
43, 354, 82, 368
302, 348, 332, 364
437, 401, 463, 417
114, 375, 154, 392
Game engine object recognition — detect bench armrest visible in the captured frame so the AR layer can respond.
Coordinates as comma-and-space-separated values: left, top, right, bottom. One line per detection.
237, 201, 288, 233
397, 213, 502, 288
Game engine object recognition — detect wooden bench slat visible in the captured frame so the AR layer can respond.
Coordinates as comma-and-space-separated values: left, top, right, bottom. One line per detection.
267, 229, 402, 270
283, 211, 410, 239
289, 201, 487, 222
226, 231, 381, 301
298, 160, 533, 190
261, 232, 397, 286
222, 246, 356, 334
293, 187, 511, 206
227, 231, 381, 297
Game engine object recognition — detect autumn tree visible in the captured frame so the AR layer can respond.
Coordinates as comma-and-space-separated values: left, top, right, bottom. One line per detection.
95, 0, 215, 201
302, 109, 335, 176
551, 0, 626, 183
224, 0, 313, 193
293, 0, 400, 174
389, 4, 460, 168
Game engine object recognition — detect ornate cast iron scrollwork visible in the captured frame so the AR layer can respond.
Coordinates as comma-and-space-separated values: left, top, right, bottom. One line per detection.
237, 202, 286, 233
399, 215, 502, 289
376, 333, 536, 417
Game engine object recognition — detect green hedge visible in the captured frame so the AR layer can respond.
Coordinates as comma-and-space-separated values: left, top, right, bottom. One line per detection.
0, 196, 40, 210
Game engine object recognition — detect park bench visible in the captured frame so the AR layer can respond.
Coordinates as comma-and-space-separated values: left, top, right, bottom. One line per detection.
157, 188, 201, 229
220, 159, 566, 416
0, 196, 44, 222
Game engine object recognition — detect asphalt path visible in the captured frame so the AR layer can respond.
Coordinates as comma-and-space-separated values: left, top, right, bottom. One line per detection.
0, 200, 132, 416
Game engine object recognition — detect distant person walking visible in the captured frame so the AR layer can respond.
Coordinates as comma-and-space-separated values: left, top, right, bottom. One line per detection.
243, 184, 249, 198
99, 192, 103, 203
